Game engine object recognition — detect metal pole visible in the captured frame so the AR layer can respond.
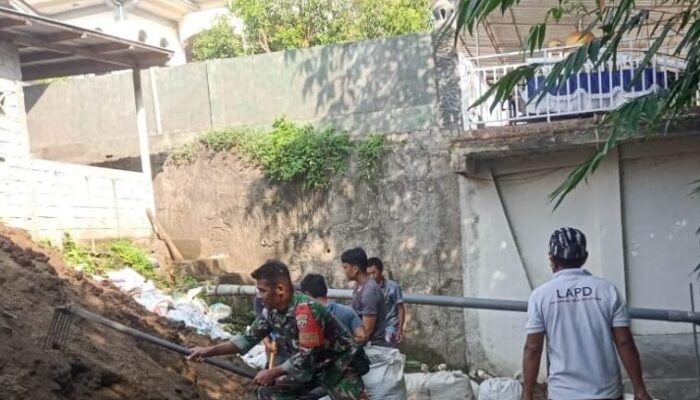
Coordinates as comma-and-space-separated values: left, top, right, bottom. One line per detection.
208, 284, 700, 324
690, 283, 700, 396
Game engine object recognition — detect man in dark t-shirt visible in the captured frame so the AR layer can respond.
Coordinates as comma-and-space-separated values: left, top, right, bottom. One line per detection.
340, 247, 388, 347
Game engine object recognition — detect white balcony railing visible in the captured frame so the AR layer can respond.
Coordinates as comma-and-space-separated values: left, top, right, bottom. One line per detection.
460, 39, 689, 130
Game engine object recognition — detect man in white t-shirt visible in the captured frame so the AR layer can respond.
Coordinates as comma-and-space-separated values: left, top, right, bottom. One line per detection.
522, 227, 653, 400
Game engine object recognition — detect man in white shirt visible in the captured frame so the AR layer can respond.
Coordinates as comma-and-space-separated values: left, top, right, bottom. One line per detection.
522, 227, 653, 400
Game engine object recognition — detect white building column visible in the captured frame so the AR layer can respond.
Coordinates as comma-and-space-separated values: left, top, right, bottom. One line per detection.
0, 40, 29, 161
0, 39, 32, 233
132, 68, 156, 214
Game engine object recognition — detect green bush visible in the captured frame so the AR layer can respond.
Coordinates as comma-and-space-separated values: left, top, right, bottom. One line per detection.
169, 118, 352, 189
356, 133, 385, 182
253, 118, 352, 189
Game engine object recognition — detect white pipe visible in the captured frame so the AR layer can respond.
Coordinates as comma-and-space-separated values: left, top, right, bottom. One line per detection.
207, 284, 700, 324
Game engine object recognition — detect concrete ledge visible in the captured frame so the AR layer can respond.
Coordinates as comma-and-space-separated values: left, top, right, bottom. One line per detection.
451, 110, 700, 173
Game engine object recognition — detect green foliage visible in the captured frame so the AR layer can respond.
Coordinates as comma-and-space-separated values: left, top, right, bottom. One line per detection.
191, 16, 244, 61
230, 0, 431, 54
169, 118, 352, 189
249, 118, 352, 189
357, 133, 385, 182
109, 240, 157, 282
456, 0, 700, 208
354, 0, 432, 39
61, 234, 170, 287
199, 129, 240, 153
169, 142, 199, 165
62, 233, 100, 275
207, 295, 256, 335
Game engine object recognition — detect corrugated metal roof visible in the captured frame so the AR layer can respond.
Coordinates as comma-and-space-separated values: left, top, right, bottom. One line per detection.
446, 0, 686, 62
0, 6, 172, 80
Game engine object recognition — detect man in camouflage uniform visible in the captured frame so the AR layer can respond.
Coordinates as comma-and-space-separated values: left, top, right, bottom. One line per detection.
188, 260, 369, 400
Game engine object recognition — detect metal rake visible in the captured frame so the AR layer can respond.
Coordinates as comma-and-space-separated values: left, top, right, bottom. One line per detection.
43, 306, 74, 351
44, 305, 331, 398
43, 304, 257, 379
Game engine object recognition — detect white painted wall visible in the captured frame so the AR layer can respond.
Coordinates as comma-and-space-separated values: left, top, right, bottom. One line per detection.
459, 137, 700, 376
50, 7, 238, 66
178, 7, 242, 43
0, 39, 153, 244
58, 10, 187, 65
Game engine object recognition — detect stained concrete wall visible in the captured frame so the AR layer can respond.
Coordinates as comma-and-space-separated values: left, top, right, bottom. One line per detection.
153, 128, 467, 369
458, 136, 700, 398
24, 33, 439, 165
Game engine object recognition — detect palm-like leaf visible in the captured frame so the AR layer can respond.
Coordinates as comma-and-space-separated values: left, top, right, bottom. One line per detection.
455, 0, 700, 208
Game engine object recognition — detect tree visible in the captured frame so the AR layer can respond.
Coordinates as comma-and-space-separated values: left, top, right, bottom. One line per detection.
191, 16, 244, 61
354, 0, 433, 39
453, 0, 699, 207
230, 0, 432, 54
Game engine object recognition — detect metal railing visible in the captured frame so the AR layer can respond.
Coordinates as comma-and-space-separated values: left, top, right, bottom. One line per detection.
460, 38, 689, 130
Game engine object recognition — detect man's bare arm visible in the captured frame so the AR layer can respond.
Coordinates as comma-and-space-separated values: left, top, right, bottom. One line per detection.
362, 315, 377, 341
397, 303, 406, 342
613, 327, 652, 400
522, 333, 545, 400
188, 342, 239, 362
353, 325, 368, 344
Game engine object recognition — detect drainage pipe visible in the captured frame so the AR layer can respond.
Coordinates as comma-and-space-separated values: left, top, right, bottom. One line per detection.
207, 284, 700, 324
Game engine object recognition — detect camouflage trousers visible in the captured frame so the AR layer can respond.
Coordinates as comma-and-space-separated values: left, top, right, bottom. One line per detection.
257, 367, 368, 400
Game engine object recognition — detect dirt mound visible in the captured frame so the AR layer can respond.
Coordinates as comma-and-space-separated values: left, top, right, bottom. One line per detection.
0, 226, 256, 400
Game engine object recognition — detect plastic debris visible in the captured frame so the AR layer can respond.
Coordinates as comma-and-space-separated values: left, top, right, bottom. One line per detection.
105, 267, 232, 340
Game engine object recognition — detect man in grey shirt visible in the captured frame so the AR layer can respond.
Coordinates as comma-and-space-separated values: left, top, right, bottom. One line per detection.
340, 247, 389, 347
523, 227, 652, 400
367, 257, 405, 347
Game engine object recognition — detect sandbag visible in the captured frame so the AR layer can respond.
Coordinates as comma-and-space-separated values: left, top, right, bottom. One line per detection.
405, 371, 475, 400
426, 371, 475, 399
471, 380, 480, 399
478, 378, 522, 400
405, 373, 430, 400
362, 345, 407, 400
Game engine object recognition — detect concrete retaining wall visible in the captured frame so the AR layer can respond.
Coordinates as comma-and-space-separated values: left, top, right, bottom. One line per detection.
25, 33, 439, 165
153, 127, 467, 369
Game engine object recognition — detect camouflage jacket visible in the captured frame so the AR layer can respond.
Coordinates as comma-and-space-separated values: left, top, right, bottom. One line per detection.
231, 293, 358, 378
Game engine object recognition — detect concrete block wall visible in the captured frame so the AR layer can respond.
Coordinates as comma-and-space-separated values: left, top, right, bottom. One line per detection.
0, 40, 152, 244
1, 160, 153, 244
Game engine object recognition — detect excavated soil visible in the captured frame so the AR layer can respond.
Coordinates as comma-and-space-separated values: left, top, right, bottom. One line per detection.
0, 225, 256, 400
